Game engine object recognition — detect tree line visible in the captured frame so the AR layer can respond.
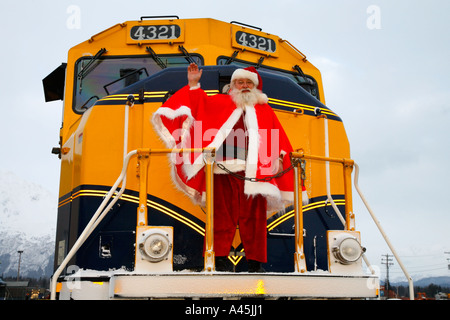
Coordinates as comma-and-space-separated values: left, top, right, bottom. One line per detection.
386, 283, 450, 299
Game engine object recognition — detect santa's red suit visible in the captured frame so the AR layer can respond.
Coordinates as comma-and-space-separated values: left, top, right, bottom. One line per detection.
151, 68, 294, 263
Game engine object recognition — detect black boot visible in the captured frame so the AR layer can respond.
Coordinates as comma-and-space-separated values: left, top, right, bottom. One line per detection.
215, 256, 233, 272
247, 260, 265, 273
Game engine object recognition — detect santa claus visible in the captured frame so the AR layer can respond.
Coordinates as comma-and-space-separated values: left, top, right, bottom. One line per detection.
152, 63, 294, 272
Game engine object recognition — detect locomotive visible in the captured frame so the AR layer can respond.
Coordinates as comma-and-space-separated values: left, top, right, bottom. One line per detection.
43, 16, 386, 299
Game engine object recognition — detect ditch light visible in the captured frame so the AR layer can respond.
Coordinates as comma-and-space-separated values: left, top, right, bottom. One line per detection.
135, 226, 173, 273
327, 230, 365, 274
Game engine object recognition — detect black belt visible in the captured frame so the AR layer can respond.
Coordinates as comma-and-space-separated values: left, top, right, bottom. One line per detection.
216, 144, 247, 160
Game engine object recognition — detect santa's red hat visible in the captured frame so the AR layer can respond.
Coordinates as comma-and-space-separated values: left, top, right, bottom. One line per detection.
231, 66, 263, 90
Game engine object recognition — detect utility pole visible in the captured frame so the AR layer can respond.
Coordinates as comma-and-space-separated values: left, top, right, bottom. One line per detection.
17, 250, 23, 281
381, 254, 394, 298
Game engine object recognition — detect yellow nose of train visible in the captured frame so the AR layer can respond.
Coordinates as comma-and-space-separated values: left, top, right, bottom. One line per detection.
44, 16, 388, 300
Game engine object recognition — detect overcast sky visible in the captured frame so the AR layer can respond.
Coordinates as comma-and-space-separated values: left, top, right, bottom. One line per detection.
1, 0, 449, 281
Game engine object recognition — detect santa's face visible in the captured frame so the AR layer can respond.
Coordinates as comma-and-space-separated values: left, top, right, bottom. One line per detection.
234, 78, 255, 92
230, 86, 258, 108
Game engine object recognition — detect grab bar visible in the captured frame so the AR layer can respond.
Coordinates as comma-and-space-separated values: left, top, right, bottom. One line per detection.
354, 163, 414, 300
50, 149, 136, 300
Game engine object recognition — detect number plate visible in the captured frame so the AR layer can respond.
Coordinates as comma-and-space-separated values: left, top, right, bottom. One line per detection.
127, 23, 184, 44
232, 26, 278, 56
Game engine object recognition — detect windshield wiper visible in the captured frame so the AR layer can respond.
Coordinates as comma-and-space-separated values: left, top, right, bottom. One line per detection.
77, 48, 107, 93
78, 48, 107, 80
294, 64, 315, 84
224, 51, 239, 65
293, 64, 319, 98
178, 45, 196, 64
146, 46, 167, 69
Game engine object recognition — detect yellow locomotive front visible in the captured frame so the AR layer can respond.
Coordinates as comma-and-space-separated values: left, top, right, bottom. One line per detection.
44, 17, 380, 299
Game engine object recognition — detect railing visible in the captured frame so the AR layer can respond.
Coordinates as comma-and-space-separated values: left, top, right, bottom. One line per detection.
291, 149, 414, 300
291, 149, 355, 230
353, 162, 415, 300
50, 96, 414, 299
49, 147, 215, 300
289, 149, 354, 273
50, 149, 136, 300
50, 147, 414, 300
133, 147, 217, 272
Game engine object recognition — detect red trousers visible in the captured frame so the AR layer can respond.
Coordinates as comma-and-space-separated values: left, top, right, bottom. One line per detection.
213, 172, 268, 263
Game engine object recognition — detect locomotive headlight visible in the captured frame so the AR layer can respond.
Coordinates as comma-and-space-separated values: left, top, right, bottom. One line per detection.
135, 226, 173, 273
333, 236, 364, 264
328, 231, 365, 274
139, 231, 172, 263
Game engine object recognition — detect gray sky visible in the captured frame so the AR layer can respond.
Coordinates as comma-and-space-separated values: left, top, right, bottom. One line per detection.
1, 0, 449, 281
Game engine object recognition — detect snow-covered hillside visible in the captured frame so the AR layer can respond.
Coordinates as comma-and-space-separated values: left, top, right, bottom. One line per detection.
0, 171, 57, 278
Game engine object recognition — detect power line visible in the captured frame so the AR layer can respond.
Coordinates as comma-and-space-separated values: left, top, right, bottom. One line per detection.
399, 253, 447, 258
387, 251, 450, 274
397, 262, 447, 270
445, 252, 450, 270
389, 266, 448, 274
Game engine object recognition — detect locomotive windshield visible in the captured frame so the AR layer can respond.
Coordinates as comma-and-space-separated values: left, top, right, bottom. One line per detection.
73, 54, 202, 113
217, 57, 320, 100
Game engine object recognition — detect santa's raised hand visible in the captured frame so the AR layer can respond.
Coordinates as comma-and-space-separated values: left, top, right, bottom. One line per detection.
188, 63, 202, 88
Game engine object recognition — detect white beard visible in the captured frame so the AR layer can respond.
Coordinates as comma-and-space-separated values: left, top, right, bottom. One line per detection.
230, 87, 264, 109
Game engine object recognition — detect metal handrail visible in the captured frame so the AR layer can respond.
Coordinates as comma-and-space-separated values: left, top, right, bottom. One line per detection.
289, 150, 355, 274
50, 149, 137, 300
291, 150, 414, 300
291, 149, 355, 230
50, 144, 412, 299
353, 163, 414, 300
50, 147, 215, 300
291, 157, 307, 273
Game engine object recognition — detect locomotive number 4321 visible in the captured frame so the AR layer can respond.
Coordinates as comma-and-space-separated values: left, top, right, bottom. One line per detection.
235, 31, 276, 53
130, 25, 181, 40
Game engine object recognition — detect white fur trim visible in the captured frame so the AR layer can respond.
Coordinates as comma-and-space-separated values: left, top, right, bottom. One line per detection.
151, 105, 194, 148
214, 159, 246, 174
231, 69, 259, 86
153, 105, 193, 121
241, 106, 294, 211
280, 190, 294, 203
243, 106, 280, 201
243, 106, 259, 186
189, 83, 201, 90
